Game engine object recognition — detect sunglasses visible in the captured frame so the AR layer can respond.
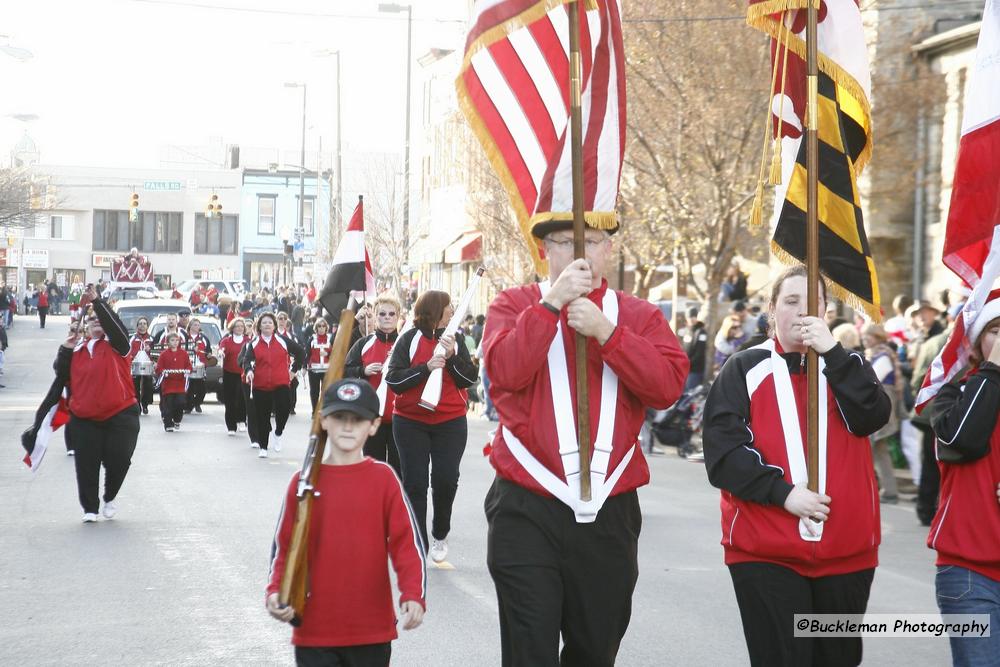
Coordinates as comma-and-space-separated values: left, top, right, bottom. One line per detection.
378, 311, 397, 317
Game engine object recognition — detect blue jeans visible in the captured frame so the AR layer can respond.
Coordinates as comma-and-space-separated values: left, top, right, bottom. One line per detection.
936, 565, 1000, 666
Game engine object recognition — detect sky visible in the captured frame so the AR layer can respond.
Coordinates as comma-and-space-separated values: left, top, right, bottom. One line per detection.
0, 0, 469, 169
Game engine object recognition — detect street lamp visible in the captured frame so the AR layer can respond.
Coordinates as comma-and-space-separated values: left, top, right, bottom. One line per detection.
284, 81, 307, 275
313, 48, 344, 254
378, 2, 412, 263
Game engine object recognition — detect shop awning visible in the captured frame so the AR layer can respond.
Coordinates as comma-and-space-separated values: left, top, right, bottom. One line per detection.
443, 232, 482, 264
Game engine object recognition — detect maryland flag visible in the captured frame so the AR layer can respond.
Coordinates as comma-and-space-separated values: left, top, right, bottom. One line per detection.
748, 0, 880, 320
457, 0, 626, 274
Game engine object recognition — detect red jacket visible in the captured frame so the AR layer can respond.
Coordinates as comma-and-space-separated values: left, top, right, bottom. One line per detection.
127, 333, 153, 362
156, 348, 191, 395
306, 333, 332, 371
266, 460, 426, 647
927, 364, 1000, 582
218, 334, 247, 374
386, 328, 478, 424
187, 332, 210, 364
65, 337, 137, 420
346, 331, 398, 421
38, 291, 49, 308
483, 281, 688, 501
242, 334, 305, 391
702, 340, 892, 577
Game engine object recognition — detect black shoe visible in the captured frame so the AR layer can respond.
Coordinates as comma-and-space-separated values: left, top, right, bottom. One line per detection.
194, 405, 202, 413
289, 408, 296, 415
184, 408, 192, 414
142, 406, 149, 415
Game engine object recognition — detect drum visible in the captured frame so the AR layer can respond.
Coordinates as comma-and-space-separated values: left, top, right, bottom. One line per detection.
190, 363, 206, 379
132, 360, 154, 376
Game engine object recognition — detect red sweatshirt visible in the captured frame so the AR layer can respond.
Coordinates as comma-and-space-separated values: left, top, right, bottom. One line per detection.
482, 280, 688, 500
267, 459, 427, 647
67, 337, 137, 420
156, 348, 191, 395
218, 334, 247, 374
927, 364, 1000, 582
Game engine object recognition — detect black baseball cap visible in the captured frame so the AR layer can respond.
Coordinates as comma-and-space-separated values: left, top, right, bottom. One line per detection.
321, 379, 380, 420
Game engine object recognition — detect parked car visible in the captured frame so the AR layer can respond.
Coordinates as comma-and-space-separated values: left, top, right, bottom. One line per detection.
160, 279, 247, 302
148, 314, 225, 402
113, 298, 191, 334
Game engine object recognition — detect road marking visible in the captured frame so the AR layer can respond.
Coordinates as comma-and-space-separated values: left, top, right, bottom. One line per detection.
433, 561, 456, 570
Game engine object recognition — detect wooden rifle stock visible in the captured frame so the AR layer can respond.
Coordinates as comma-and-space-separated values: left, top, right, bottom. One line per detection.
278, 308, 358, 625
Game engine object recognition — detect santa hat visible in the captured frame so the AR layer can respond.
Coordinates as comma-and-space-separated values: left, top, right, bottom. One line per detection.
968, 288, 1000, 345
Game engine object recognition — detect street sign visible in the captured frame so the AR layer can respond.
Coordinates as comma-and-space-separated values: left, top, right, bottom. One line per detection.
293, 240, 305, 253
143, 180, 183, 191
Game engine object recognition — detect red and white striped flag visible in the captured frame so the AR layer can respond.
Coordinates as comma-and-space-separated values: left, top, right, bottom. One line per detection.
916, 1, 1000, 411
319, 197, 376, 319
456, 0, 626, 273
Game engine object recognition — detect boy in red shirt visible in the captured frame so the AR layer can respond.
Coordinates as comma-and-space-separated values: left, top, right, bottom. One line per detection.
266, 379, 426, 667
155, 332, 191, 432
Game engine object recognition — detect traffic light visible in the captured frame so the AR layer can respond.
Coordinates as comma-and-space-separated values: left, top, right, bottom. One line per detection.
206, 193, 222, 218
129, 192, 140, 222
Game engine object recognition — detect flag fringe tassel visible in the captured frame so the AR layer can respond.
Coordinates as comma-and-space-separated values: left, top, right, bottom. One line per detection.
771, 240, 882, 322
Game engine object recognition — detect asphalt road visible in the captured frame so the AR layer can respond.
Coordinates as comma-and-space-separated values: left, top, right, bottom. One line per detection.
0, 315, 951, 666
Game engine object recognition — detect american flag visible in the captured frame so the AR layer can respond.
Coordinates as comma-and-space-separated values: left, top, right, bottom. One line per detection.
456, 0, 626, 273
915, 1, 1000, 411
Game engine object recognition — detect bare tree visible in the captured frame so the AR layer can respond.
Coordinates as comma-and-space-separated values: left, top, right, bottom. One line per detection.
359, 154, 407, 302
0, 167, 47, 230
620, 0, 772, 376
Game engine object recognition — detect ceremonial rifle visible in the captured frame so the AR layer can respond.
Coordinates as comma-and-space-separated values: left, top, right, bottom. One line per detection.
418, 266, 485, 411
278, 307, 358, 626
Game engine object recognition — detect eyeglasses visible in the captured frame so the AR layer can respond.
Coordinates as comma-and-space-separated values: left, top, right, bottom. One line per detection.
378, 311, 397, 317
543, 237, 608, 250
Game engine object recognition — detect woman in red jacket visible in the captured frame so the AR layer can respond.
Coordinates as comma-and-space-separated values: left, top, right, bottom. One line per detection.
305, 317, 333, 412
702, 265, 891, 667
217, 318, 249, 436
37, 285, 49, 328
128, 316, 155, 414
242, 312, 305, 458
56, 286, 140, 522
386, 290, 478, 562
927, 291, 1000, 666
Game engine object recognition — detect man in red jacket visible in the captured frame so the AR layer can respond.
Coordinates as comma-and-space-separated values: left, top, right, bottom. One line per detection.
482, 219, 688, 666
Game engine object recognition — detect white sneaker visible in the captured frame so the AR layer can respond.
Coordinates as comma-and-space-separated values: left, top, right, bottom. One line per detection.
258, 449, 268, 458
102, 500, 118, 519
430, 538, 449, 563
238, 423, 247, 432
227, 430, 237, 437
82, 513, 98, 523
250, 441, 259, 449
67, 450, 75, 456
272, 434, 282, 452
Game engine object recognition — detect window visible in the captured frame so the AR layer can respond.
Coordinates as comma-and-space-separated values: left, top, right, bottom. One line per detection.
300, 197, 315, 236
50, 216, 62, 239
93, 210, 183, 253
258, 196, 276, 235
195, 214, 239, 254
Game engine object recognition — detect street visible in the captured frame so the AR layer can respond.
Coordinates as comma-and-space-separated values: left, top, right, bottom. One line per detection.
1, 316, 950, 666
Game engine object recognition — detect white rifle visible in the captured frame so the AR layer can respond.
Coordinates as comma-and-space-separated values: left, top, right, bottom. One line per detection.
419, 267, 485, 411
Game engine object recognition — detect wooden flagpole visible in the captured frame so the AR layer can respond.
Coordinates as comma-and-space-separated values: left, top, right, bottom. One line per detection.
806, 0, 820, 493
568, 0, 592, 502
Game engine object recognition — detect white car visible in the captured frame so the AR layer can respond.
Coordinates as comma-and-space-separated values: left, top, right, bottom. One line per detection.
113, 298, 192, 333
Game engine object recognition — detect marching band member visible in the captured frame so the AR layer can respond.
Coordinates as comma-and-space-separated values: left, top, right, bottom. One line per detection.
482, 220, 688, 665
927, 291, 1000, 666
184, 318, 212, 414
155, 332, 191, 432
345, 294, 401, 475
57, 286, 141, 522
386, 290, 478, 561
275, 311, 301, 415
304, 317, 333, 411
217, 318, 249, 436
702, 265, 891, 667
128, 316, 154, 415
153, 312, 188, 348
242, 312, 305, 458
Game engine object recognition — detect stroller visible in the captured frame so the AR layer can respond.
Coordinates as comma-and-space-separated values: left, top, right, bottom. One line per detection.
651, 383, 710, 458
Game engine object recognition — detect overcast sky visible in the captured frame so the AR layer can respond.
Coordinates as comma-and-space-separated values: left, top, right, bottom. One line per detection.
0, 0, 468, 169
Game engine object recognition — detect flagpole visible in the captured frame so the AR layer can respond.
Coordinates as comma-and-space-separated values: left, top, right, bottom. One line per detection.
806, 0, 820, 493
568, 0, 592, 502
359, 194, 369, 338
